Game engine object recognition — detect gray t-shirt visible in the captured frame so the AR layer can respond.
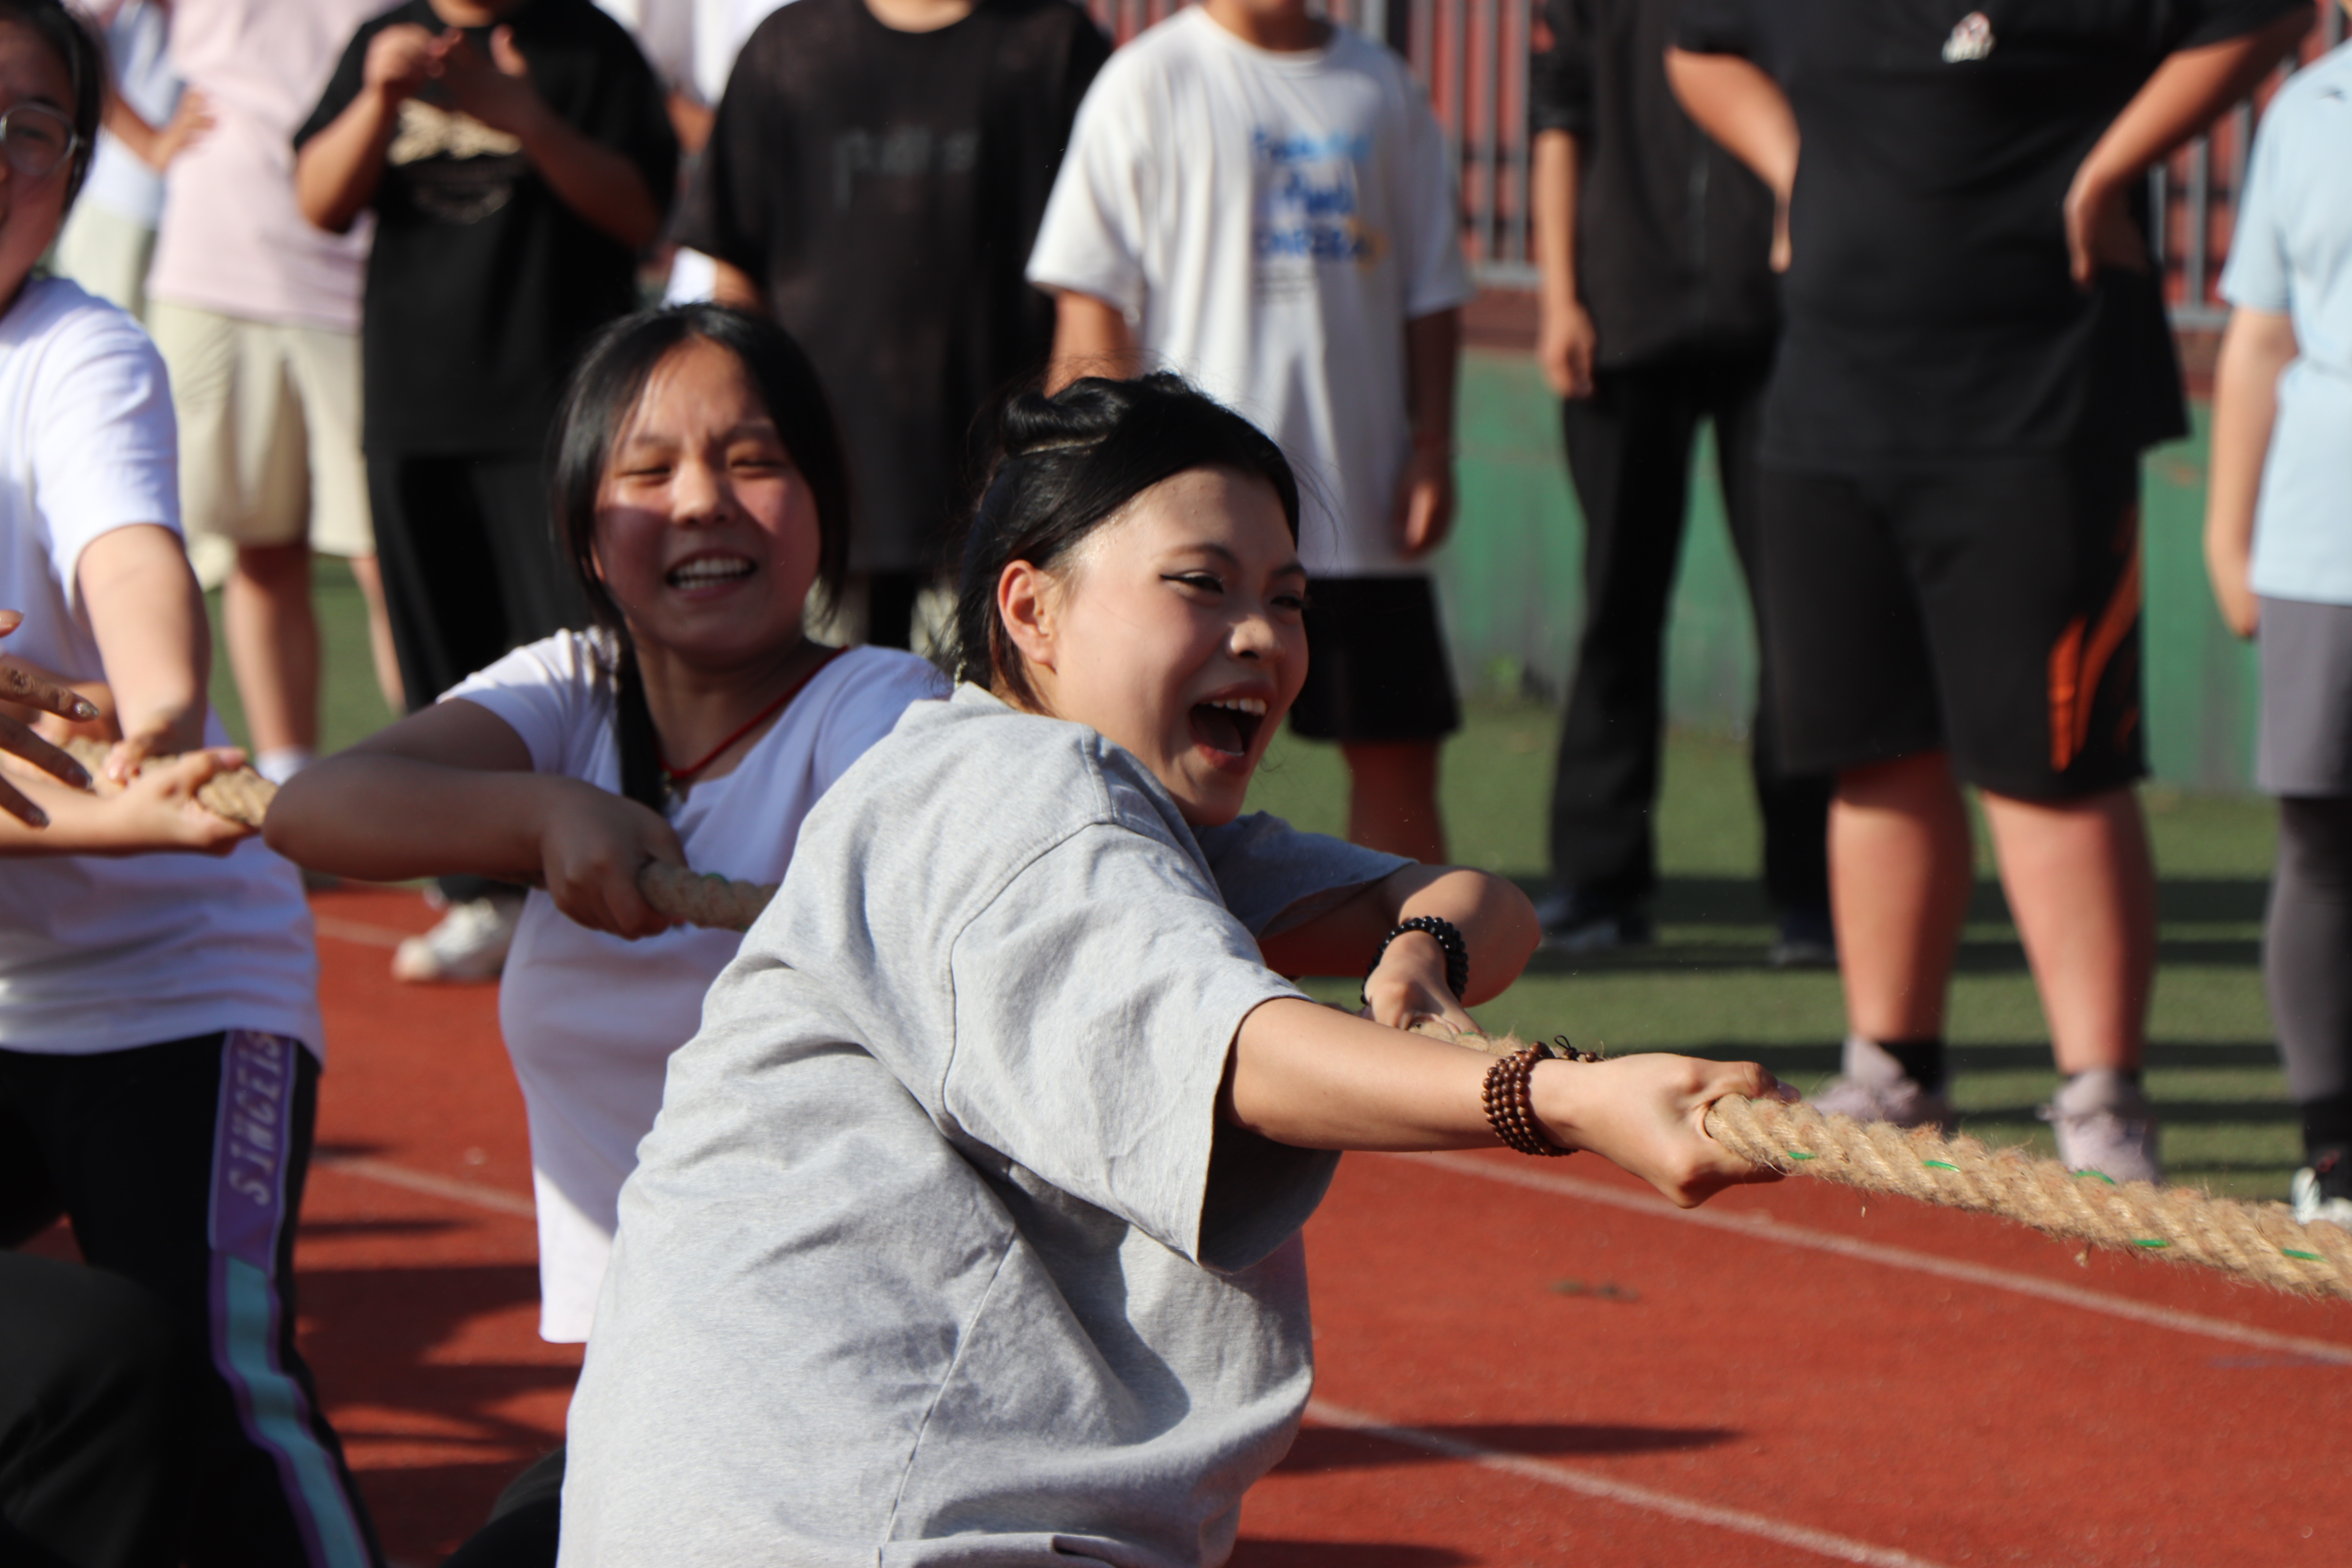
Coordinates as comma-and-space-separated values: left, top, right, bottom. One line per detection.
559, 685, 1409, 1567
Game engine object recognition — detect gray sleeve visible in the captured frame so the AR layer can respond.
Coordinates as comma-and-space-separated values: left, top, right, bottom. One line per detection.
1194, 813, 1412, 938
940, 822, 1330, 1270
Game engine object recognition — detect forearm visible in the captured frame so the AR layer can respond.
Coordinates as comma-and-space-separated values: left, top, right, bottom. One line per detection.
1227, 996, 1505, 1150
1258, 864, 1539, 1004
296, 89, 399, 232
1047, 290, 1140, 390
2205, 308, 2295, 609
102, 94, 164, 167
78, 526, 209, 755
2074, 13, 2311, 200
263, 753, 564, 884
1532, 130, 1580, 312
0, 768, 164, 855
1664, 49, 1797, 196
1404, 308, 1460, 451
516, 110, 664, 251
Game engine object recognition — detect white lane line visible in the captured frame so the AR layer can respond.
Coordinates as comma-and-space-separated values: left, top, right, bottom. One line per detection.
1396, 1152, 2352, 1365
312, 916, 412, 950
316, 1154, 537, 1219
1305, 1399, 1949, 1567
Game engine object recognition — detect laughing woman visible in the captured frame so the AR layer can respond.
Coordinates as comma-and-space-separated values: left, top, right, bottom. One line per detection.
557, 374, 1785, 1567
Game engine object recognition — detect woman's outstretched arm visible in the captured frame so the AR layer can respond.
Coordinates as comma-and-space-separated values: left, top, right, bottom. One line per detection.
1224, 998, 1786, 1208
264, 700, 686, 939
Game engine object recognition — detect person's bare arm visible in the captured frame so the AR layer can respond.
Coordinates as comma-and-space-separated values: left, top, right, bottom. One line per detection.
1394, 307, 1461, 558
264, 699, 687, 939
76, 525, 210, 779
0, 610, 98, 826
440, 28, 666, 251
710, 258, 768, 315
1224, 997, 1786, 1206
1257, 864, 1541, 1031
1046, 290, 1140, 390
2204, 306, 2297, 639
2064, 10, 2312, 286
1532, 129, 1596, 398
296, 23, 439, 233
1664, 48, 1796, 269
104, 87, 212, 172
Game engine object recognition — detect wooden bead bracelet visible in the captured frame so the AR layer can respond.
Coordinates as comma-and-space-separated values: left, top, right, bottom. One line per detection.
1482, 1036, 1601, 1158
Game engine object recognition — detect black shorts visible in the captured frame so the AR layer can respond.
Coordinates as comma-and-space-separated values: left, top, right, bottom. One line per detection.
1757, 448, 2147, 801
1289, 575, 1462, 744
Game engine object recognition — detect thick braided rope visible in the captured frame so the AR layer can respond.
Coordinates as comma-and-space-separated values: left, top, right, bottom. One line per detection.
1446, 1029, 2352, 1300
63, 740, 777, 933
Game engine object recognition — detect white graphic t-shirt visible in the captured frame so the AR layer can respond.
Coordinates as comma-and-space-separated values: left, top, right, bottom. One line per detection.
1028, 8, 1472, 577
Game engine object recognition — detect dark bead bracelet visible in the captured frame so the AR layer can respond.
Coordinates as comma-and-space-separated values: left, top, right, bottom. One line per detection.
1483, 1036, 1602, 1157
1361, 916, 1469, 1008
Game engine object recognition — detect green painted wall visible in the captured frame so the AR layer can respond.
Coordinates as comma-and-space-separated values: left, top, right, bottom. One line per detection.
1436, 348, 2263, 793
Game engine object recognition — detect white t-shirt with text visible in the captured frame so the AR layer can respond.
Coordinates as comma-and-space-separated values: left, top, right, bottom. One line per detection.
1027, 8, 1472, 577
0, 278, 321, 1056
446, 632, 947, 1339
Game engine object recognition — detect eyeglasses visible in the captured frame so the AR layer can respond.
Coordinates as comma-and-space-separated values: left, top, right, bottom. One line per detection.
0, 103, 80, 183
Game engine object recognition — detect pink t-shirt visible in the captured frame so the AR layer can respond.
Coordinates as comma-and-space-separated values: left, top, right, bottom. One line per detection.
145, 0, 385, 331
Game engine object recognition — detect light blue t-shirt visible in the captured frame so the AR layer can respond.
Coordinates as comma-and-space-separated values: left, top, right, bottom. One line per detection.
2220, 42, 2352, 607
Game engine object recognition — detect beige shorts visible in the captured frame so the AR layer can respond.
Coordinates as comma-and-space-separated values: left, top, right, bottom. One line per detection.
53, 203, 158, 319
148, 300, 374, 559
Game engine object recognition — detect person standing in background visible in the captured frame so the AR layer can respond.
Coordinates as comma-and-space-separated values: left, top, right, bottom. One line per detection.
680, 0, 1109, 648
295, 0, 677, 982
1031, 0, 1472, 863
143, 0, 404, 798
1529, 0, 1831, 960
52, 0, 200, 321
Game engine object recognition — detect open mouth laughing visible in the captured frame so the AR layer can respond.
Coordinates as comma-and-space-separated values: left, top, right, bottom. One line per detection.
1189, 693, 1268, 760
666, 555, 755, 591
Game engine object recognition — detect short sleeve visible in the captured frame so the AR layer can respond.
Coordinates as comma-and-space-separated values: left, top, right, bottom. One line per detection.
1394, 60, 1475, 319
1193, 812, 1409, 938
2219, 95, 2291, 313
31, 312, 180, 606
670, 25, 782, 275
443, 633, 604, 774
1025, 62, 1153, 316
939, 823, 1318, 1269
1528, 0, 1592, 139
806, 653, 950, 796
1673, 0, 1759, 57
2175, 0, 2310, 52
293, 22, 373, 151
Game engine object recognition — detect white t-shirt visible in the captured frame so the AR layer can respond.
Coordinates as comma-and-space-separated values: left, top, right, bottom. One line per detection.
2218, 41, 2352, 609
1027, 9, 1472, 578
0, 278, 321, 1056
446, 632, 947, 1340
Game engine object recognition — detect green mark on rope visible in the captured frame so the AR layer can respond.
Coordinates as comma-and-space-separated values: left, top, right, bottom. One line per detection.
2132, 1238, 2170, 1249
2283, 1249, 2323, 1261
1922, 1160, 1959, 1171
1787, 1151, 1817, 1161
2075, 1169, 2118, 1185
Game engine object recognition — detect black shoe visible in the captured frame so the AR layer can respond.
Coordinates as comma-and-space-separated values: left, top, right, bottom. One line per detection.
1768, 906, 1838, 969
1537, 888, 1654, 953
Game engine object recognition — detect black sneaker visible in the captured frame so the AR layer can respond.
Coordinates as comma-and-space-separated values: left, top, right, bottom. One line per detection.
1535, 888, 1654, 953
1768, 906, 1838, 969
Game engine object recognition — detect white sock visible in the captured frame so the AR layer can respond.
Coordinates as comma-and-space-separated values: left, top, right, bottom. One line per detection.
254, 748, 315, 786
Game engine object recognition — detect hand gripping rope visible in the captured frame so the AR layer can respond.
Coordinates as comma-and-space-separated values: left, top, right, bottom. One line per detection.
1447, 1030, 2352, 1302
65, 741, 779, 933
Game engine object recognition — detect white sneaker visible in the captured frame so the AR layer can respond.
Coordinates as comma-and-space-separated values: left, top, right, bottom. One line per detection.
2290, 1165, 2352, 1230
1809, 1036, 1958, 1132
2041, 1069, 2162, 1186
392, 897, 522, 984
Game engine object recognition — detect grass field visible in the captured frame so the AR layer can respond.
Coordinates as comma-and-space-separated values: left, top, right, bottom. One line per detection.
234, 562, 2296, 1200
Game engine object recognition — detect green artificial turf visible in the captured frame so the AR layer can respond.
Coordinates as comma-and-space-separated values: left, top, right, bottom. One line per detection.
233, 576, 2295, 1200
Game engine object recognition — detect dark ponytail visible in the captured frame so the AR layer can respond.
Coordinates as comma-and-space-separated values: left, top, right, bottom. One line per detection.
546, 304, 852, 811
0, 0, 104, 207
950, 374, 1299, 709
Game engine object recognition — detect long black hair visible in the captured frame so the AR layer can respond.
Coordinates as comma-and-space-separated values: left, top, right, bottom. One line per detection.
1, 0, 104, 207
548, 303, 853, 811
951, 374, 1300, 709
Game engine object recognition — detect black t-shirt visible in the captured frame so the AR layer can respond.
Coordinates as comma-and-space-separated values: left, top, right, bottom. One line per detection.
1673, 0, 2302, 471
298, 0, 679, 456
1529, 0, 1778, 367
675, 0, 1111, 575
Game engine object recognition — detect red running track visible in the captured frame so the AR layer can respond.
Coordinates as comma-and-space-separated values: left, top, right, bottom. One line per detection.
283, 887, 2351, 1566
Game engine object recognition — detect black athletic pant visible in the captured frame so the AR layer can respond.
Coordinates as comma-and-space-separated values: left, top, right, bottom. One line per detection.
0, 1252, 189, 1568
2269, 797, 2352, 1160
443, 1446, 563, 1568
0, 1035, 383, 1568
367, 450, 585, 905
1548, 347, 1832, 914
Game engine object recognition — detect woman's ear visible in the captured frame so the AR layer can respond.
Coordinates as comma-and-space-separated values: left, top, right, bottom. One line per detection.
997, 559, 1058, 677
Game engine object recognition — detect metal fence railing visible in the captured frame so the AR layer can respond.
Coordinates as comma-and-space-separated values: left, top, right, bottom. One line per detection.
1082, 1, 2349, 315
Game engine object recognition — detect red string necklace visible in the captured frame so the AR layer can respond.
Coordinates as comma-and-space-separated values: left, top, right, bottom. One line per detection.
660, 646, 847, 785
